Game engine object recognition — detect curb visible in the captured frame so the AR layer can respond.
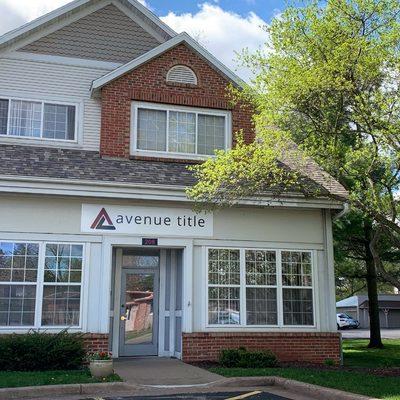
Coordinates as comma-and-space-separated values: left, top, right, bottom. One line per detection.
0, 376, 380, 400
223, 376, 379, 400
0, 382, 135, 400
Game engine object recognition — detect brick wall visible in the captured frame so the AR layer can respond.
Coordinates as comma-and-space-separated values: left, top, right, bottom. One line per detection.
100, 43, 254, 158
182, 332, 341, 365
83, 333, 109, 354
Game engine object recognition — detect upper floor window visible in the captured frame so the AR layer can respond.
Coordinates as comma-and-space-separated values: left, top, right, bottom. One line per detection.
132, 102, 231, 158
0, 98, 76, 142
167, 65, 198, 85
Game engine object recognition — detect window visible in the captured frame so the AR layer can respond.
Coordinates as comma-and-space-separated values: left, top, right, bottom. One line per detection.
0, 241, 84, 328
133, 102, 230, 157
207, 248, 314, 327
208, 249, 240, 325
282, 251, 313, 326
167, 65, 198, 85
0, 98, 76, 141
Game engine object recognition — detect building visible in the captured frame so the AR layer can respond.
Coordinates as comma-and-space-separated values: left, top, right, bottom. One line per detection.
337, 295, 400, 329
0, 0, 348, 364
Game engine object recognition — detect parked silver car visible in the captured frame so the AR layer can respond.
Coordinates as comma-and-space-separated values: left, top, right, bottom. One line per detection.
337, 313, 360, 329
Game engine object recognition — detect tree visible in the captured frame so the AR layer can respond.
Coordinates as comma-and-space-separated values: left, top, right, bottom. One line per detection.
187, 0, 400, 348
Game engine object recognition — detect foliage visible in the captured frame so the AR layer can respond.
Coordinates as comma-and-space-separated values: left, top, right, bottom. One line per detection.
0, 369, 122, 388
87, 351, 112, 361
219, 347, 278, 368
0, 330, 85, 371
187, 0, 400, 291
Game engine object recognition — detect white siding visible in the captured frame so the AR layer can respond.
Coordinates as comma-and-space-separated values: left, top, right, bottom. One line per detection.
0, 57, 112, 151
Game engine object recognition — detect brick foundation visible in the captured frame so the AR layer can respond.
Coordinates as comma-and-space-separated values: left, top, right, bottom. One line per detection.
83, 333, 109, 354
182, 332, 341, 365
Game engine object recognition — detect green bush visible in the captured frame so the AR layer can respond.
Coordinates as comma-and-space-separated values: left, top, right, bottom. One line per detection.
220, 347, 278, 368
0, 330, 85, 371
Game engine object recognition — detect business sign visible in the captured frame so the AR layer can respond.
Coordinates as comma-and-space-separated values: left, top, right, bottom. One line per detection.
81, 204, 213, 237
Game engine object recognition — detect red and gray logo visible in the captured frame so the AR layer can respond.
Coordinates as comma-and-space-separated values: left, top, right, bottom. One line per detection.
90, 208, 116, 230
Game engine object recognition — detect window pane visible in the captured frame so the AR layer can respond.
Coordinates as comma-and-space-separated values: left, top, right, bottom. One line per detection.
282, 251, 312, 287
43, 104, 75, 140
137, 108, 166, 151
208, 287, 240, 325
44, 243, 83, 283
168, 111, 196, 153
208, 249, 240, 285
198, 114, 225, 155
0, 242, 39, 283
245, 250, 276, 285
9, 100, 42, 137
246, 287, 277, 325
0, 284, 36, 326
42, 285, 81, 326
283, 288, 313, 326
0, 99, 8, 135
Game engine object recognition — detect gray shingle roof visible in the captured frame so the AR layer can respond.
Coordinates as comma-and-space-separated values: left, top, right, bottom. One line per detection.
0, 144, 347, 199
0, 144, 196, 186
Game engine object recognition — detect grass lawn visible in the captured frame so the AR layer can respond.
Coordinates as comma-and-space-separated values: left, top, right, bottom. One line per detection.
343, 339, 400, 368
209, 339, 400, 400
0, 369, 122, 389
210, 367, 400, 400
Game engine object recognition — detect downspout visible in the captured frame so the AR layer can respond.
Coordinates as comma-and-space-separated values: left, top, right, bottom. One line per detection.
333, 202, 350, 220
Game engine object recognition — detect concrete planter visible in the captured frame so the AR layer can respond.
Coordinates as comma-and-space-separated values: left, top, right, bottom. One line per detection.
89, 359, 114, 378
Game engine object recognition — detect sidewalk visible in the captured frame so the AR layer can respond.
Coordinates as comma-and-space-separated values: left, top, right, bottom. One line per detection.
114, 357, 224, 386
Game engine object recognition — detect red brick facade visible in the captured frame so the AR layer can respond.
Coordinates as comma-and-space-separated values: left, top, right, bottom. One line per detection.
100, 43, 254, 159
182, 332, 341, 365
83, 333, 109, 354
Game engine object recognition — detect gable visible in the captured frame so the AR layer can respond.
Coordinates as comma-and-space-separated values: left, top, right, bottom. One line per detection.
18, 4, 162, 63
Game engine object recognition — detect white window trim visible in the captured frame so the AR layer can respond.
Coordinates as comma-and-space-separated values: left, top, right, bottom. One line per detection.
131, 101, 232, 160
205, 246, 317, 329
0, 240, 85, 331
0, 95, 81, 145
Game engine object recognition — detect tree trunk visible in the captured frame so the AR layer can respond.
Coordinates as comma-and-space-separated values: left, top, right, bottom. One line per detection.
364, 221, 383, 348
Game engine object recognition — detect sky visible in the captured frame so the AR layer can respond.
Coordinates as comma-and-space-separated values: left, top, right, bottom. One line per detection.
0, 0, 288, 80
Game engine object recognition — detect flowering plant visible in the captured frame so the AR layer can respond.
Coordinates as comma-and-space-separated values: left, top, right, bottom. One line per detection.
87, 351, 112, 361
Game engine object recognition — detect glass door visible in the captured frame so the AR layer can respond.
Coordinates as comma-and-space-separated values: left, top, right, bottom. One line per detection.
119, 253, 159, 356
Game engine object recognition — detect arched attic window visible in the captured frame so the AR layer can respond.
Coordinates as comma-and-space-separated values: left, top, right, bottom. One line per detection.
166, 65, 198, 85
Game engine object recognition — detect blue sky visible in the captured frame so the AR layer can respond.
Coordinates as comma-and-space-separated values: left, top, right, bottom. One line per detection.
146, 0, 286, 23
0, 0, 291, 80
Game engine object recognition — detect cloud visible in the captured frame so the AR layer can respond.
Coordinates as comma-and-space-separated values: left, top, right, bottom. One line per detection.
0, 3, 26, 35
161, 4, 268, 80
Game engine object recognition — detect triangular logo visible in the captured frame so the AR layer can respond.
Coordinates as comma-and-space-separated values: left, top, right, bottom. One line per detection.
90, 208, 116, 230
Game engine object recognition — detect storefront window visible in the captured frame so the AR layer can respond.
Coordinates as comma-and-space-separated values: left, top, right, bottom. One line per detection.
207, 248, 314, 327
0, 241, 83, 328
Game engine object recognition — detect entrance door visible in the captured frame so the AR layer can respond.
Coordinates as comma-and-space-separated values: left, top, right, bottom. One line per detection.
119, 252, 159, 357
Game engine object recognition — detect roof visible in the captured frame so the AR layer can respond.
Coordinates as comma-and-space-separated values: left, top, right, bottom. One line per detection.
360, 300, 400, 310
0, 0, 175, 50
0, 144, 347, 201
91, 32, 245, 92
337, 294, 400, 308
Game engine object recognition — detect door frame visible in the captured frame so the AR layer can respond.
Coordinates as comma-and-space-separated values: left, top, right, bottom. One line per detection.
118, 266, 160, 357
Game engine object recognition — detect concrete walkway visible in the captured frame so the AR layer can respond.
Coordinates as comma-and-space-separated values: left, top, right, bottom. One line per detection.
342, 328, 400, 339
114, 357, 224, 386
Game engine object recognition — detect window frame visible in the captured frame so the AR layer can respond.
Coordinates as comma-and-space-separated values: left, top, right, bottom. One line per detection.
0, 240, 85, 331
205, 247, 316, 329
131, 101, 232, 160
0, 96, 79, 144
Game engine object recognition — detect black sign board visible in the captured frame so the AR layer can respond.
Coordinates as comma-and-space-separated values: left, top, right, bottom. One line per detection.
142, 238, 158, 246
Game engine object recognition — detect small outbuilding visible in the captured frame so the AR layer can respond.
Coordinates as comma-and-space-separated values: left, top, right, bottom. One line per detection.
336, 295, 400, 328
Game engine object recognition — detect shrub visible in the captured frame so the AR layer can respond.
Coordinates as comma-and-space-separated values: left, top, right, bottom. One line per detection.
0, 329, 85, 371
220, 347, 278, 368
324, 358, 335, 366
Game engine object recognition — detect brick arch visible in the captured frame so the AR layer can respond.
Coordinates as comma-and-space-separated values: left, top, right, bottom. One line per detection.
100, 43, 255, 159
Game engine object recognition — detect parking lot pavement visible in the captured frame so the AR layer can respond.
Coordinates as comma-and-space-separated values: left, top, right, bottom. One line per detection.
341, 328, 400, 339
82, 391, 291, 400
